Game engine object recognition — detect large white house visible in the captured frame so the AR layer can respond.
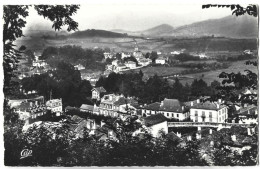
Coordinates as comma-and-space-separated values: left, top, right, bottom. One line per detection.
141, 99, 190, 121
189, 100, 228, 123
125, 61, 136, 69
46, 99, 63, 116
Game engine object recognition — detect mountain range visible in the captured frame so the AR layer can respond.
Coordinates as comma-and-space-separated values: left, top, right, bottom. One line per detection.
24, 15, 258, 39
112, 15, 258, 38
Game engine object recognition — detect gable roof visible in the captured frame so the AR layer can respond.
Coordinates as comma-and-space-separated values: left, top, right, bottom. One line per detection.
159, 99, 187, 113
144, 102, 161, 111
92, 87, 106, 93
80, 104, 94, 111
114, 97, 138, 106
144, 114, 167, 127
190, 101, 226, 111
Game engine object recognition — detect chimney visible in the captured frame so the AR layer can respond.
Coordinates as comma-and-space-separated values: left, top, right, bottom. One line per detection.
191, 102, 193, 106
187, 135, 192, 141
247, 128, 252, 136
209, 129, 212, 135
231, 135, 236, 142
217, 104, 220, 109
197, 99, 200, 103
182, 106, 184, 111
176, 132, 181, 138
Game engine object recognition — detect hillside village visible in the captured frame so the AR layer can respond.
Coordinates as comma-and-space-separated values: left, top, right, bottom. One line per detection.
3, 4, 258, 167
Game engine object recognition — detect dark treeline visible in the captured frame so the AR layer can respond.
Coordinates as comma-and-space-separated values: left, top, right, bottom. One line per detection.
21, 61, 93, 107
41, 45, 106, 71
96, 70, 220, 104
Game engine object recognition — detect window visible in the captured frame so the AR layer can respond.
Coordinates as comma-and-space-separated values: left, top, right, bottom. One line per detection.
167, 113, 169, 117
177, 114, 179, 118
219, 118, 221, 122
195, 116, 198, 122
209, 118, 212, 122
202, 111, 205, 117
195, 111, 198, 116
209, 112, 212, 118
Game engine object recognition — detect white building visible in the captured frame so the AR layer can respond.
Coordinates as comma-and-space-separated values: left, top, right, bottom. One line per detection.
91, 87, 106, 100
112, 60, 120, 66
121, 52, 132, 59
170, 51, 181, 55
32, 60, 47, 68
46, 99, 63, 116
104, 52, 113, 59
74, 64, 85, 70
115, 64, 127, 72
141, 99, 190, 121
142, 114, 168, 137
138, 58, 152, 66
125, 61, 136, 69
155, 57, 167, 64
190, 100, 228, 123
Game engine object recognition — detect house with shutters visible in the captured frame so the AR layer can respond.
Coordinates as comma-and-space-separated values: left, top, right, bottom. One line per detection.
189, 100, 228, 123
91, 87, 107, 100
141, 98, 190, 121
46, 98, 63, 116
99, 94, 138, 118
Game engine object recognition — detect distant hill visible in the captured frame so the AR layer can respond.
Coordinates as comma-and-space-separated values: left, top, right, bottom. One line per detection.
140, 24, 174, 36
167, 15, 258, 38
70, 29, 128, 38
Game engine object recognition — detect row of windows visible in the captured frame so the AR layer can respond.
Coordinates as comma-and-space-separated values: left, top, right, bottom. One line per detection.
144, 110, 181, 118
194, 111, 212, 117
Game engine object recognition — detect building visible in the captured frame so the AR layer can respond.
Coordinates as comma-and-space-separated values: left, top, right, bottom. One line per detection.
46, 99, 63, 116
141, 99, 190, 121
91, 87, 107, 100
138, 58, 152, 66
170, 51, 181, 55
104, 52, 113, 59
155, 57, 167, 64
133, 51, 143, 59
99, 94, 121, 117
125, 61, 137, 69
112, 59, 120, 67
74, 64, 85, 70
32, 60, 47, 68
69, 115, 97, 137
80, 104, 94, 113
237, 105, 258, 124
99, 94, 138, 118
143, 114, 168, 137
115, 63, 127, 72
121, 52, 132, 59
190, 100, 228, 123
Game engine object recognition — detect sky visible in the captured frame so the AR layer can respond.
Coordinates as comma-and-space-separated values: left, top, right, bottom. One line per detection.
24, 2, 233, 32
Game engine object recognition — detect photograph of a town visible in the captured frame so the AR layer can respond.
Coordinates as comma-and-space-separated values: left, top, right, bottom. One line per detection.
3, 1, 259, 166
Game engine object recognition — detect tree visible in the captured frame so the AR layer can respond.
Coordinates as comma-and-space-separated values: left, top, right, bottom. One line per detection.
202, 5, 258, 107
202, 4, 257, 17
3, 5, 79, 94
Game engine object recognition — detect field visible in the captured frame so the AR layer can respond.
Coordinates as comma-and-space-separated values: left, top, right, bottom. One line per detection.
178, 60, 258, 85
125, 65, 189, 77
14, 35, 258, 58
